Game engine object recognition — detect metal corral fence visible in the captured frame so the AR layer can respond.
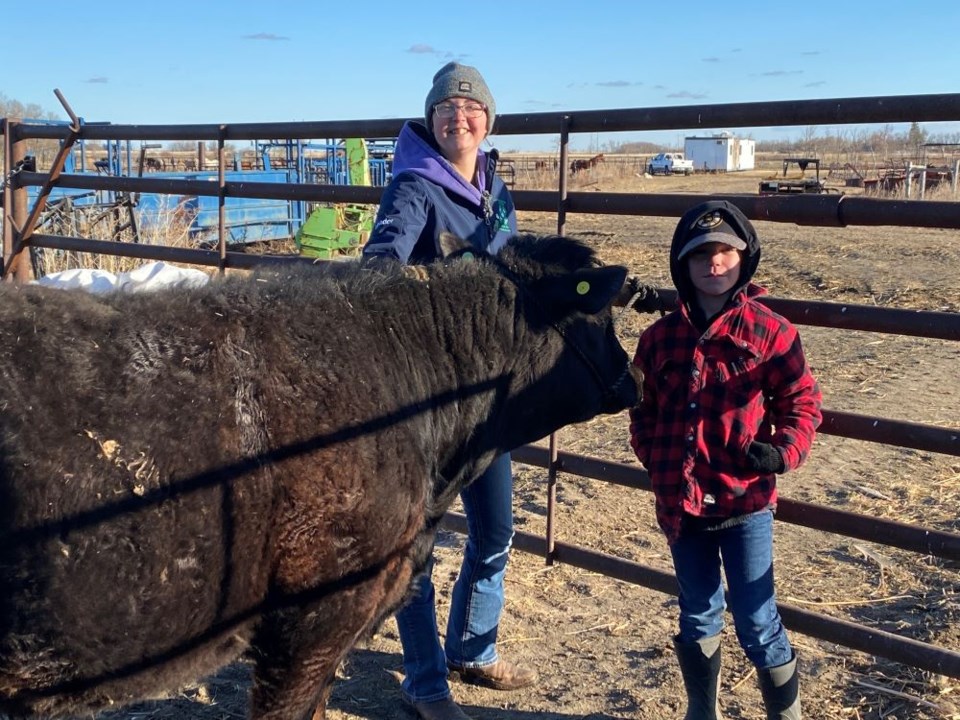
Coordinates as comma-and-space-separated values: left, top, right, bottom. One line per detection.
3, 91, 960, 680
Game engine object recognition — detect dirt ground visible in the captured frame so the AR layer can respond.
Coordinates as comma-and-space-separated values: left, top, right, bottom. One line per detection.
93, 168, 959, 720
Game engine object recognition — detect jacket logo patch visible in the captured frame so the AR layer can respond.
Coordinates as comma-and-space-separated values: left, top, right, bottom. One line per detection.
493, 200, 511, 232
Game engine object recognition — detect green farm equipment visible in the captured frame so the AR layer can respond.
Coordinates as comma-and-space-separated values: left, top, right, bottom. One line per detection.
295, 138, 376, 259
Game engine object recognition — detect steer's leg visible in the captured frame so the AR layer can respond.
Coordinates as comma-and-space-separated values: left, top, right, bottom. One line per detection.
248, 606, 351, 720
249, 557, 414, 720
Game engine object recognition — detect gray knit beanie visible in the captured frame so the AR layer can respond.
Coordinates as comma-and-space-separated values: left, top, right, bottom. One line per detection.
424, 62, 496, 134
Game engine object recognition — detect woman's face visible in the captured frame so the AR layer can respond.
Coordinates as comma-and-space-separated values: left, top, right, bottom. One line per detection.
431, 96, 488, 162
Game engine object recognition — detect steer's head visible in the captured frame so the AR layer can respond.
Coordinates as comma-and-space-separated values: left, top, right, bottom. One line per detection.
440, 232, 642, 447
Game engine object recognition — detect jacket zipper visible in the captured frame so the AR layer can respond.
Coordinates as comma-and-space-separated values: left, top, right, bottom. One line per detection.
482, 149, 500, 241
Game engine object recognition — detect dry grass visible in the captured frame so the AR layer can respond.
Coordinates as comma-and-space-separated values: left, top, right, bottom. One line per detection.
31, 199, 197, 278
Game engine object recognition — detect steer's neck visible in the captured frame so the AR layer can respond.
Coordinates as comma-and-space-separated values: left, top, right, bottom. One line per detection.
396, 270, 524, 511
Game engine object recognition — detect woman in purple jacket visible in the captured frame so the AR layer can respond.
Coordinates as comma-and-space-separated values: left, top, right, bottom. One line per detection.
362, 62, 533, 720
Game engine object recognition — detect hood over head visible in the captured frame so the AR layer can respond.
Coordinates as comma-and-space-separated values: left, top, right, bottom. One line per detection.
392, 121, 490, 205
670, 199, 761, 309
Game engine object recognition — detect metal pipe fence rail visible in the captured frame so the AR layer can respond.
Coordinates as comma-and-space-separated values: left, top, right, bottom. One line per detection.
13, 172, 960, 228
441, 508, 960, 680
3, 91, 960, 681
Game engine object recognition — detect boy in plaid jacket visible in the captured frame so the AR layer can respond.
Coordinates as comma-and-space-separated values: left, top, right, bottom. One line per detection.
629, 200, 821, 720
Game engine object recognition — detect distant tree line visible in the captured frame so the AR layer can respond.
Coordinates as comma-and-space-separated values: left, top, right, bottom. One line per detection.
0, 93, 59, 123
1, 93, 64, 165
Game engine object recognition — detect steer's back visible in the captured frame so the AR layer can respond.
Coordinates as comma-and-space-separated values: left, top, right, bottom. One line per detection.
0, 276, 431, 714
0, 282, 282, 709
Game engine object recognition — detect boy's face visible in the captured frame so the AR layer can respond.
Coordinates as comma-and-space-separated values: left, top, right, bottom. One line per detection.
686, 241, 742, 299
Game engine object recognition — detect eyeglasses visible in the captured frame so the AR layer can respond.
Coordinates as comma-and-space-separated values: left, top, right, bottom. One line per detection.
434, 102, 486, 119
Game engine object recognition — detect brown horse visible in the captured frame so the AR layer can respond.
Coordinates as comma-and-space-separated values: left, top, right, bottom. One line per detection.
570, 153, 605, 174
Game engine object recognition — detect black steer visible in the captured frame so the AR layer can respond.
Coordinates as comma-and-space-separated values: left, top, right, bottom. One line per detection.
0, 233, 640, 720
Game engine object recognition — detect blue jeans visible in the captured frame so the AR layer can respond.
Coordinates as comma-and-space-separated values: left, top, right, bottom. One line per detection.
396, 453, 514, 703
670, 508, 793, 669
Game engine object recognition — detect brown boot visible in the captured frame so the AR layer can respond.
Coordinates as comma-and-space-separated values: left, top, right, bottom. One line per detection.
447, 658, 539, 691
404, 696, 473, 720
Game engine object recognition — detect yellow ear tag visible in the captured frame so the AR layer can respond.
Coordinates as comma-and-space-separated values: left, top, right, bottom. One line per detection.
576, 280, 591, 295
461, 251, 474, 261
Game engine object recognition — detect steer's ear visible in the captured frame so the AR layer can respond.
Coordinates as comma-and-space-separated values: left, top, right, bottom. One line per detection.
535, 265, 628, 316
439, 232, 487, 262
439, 231, 470, 256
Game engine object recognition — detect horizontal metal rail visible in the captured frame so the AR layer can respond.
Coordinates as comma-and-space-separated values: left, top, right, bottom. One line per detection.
510, 445, 960, 560
512, 190, 960, 230
761, 297, 960, 341
819, 409, 960, 454
654, 290, 960, 341
10, 93, 960, 142
18, 173, 960, 230
24, 230, 960, 345
16, 172, 384, 205
29, 233, 315, 270
440, 511, 960, 679
497, 93, 960, 136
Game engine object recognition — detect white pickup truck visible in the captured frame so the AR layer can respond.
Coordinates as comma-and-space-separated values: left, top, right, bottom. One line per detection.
647, 152, 694, 176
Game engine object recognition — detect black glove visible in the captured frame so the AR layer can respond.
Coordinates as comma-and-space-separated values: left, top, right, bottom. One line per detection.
745, 441, 785, 474
618, 275, 662, 314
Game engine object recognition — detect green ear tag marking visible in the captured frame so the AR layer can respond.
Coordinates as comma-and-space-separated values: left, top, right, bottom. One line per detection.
461, 251, 474, 261
576, 280, 591, 295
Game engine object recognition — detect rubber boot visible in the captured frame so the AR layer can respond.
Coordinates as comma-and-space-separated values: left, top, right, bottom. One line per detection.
673, 634, 722, 720
757, 653, 800, 720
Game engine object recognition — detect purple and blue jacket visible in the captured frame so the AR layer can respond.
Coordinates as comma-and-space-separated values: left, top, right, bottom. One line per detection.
362, 121, 516, 264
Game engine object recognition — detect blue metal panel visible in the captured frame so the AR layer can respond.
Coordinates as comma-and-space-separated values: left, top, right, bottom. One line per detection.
21, 133, 395, 246
137, 170, 299, 245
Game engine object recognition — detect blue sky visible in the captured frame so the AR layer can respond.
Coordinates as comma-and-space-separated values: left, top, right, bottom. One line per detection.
5, 0, 959, 151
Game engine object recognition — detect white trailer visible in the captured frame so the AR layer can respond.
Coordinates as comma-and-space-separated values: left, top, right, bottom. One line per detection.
684, 133, 756, 172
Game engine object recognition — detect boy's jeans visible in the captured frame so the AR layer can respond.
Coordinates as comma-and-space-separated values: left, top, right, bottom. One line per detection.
396, 453, 514, 703
670, 508, 793, 669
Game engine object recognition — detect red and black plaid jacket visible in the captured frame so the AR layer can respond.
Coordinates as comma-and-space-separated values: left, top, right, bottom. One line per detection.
629, 283, 822, 544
